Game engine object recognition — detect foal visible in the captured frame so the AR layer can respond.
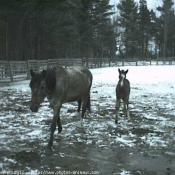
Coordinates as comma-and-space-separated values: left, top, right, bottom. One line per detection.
115, 68, 130, 124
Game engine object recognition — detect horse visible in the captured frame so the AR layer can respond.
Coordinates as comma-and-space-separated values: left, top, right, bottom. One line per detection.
29, 66, 93, 147
115, 68, 130, 124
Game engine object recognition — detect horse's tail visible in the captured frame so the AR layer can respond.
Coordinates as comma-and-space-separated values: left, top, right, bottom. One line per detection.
87, 94, 91, 113
87, 70, 93, 113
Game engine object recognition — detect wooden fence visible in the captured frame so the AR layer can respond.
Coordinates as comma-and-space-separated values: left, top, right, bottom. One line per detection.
115, 57, 175, 67
0, 57, 175, 82
0, 58, 110, 82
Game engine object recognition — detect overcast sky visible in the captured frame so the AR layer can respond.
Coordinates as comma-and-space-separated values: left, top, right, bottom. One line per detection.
109, 0, 163, 11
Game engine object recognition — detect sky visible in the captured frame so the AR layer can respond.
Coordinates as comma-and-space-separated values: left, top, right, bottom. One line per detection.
109, 0, 175, 19
109, 0, 163, 11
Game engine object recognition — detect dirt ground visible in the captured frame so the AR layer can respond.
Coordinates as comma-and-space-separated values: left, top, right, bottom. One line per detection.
0, 81, 175, 175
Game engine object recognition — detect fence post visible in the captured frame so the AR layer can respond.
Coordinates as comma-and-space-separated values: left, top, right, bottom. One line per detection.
26, 60, 30, 79
72, 58, 73, 66
65, 58, 68, 68
56, 59, 59, 67
47, 59, 49, 69
86, 58, 89, 68
109, 58, 111, 67
37, 61, 39, 72
8, 61, 13, 82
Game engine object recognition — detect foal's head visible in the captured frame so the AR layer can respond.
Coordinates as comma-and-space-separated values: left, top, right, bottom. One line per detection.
29, 69, 47, 112
118, 68, 128, 87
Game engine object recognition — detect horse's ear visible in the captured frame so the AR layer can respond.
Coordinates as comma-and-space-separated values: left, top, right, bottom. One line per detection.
118, 68, 121, 73
30, 69, 35, 77
125, 69, 128, 74
42, 70, 46, 79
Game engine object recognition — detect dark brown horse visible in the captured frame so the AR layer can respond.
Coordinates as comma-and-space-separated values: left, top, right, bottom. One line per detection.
29, 66, 93, 147
115, 68, 130, 124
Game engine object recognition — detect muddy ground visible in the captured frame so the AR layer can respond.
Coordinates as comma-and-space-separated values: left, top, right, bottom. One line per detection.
0, 80, 175, 175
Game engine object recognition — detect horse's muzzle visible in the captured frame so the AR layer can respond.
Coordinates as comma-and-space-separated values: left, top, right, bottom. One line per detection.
30, 103, 39, 112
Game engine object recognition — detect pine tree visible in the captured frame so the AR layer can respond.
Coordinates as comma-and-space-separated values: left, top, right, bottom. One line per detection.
0, 0, 116, 60
138, 0, 151, 58
149, 9, 159, 58
157, 0, 174, 57
117, 0, 138, 58
91, 0, 114, 58
78, 0, 114, 58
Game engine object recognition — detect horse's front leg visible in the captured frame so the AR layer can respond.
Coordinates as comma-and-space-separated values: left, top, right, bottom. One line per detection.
126, 100, 130, 121
123, 100, 130, 121
57, 114, 62, 134
48, 105, 62, 147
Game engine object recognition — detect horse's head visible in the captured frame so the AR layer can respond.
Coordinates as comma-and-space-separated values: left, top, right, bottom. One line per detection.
29, 69, 47, 112
118, 68, 128, 87
118, 68, 128, 79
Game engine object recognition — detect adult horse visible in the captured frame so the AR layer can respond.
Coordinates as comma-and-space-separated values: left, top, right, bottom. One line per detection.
29, 66, 93, 147
115, 68, 130, 124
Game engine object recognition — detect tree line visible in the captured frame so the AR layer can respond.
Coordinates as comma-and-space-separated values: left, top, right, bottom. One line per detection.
116, 0, 175, 59
0, 0, 174, 61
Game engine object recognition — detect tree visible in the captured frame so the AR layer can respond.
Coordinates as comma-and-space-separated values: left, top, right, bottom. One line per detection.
91, 0, 115, 58
138, 0, 151, 58
117, 0, 138, 58
157, 0, 174, 57
149, 9, 159, 58
78, 0, 114, 58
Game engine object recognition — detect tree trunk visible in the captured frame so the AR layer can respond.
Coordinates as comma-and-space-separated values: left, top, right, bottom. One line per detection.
5, 11, 8, 61
163, 3, 169, 57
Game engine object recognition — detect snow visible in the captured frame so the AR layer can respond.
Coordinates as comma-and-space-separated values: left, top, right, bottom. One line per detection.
120, 170, 132, 175
0, 65, 175, 173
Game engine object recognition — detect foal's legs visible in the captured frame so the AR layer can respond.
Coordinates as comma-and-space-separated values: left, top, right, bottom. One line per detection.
123, 99, 130, 121
123, 101, 127, 119
115, 98, 120, 124
126, 100, 130, 120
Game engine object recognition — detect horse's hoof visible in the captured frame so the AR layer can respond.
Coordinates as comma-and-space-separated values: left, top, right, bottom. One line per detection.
58, 128, 62, 133
48, 141, 53, 149
76, 119, 83, 128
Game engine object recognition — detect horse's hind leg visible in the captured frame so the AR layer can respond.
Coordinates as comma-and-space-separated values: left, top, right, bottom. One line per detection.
81, 95, 89, 118
57, 115, 62, 133
115, 98, 120, 124
85, 94, 91, 113
76, 96, 86, 128
77, 99, 82, 112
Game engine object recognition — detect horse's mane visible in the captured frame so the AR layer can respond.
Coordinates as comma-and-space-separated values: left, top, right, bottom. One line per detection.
30, 73, 42, 88
45, 68, 57, 92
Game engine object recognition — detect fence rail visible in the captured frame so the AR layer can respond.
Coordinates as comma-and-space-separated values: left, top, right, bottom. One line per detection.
0, 58, 109, 82
1, 57, 175, 82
